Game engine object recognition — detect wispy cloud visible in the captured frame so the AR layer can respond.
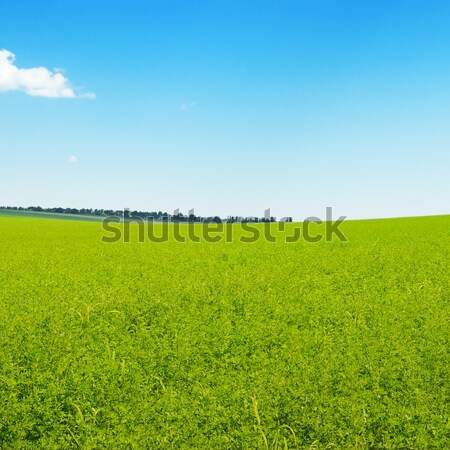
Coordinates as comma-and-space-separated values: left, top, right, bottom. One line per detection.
0, 49, 95, 99
181, 101, 197, 111
68, 155, 78, 163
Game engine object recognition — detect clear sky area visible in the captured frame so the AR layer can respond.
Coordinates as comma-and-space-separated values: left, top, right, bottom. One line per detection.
1, 0, 449, 220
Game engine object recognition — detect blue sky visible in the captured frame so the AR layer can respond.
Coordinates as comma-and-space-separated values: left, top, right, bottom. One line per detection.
1, 0, 449, 219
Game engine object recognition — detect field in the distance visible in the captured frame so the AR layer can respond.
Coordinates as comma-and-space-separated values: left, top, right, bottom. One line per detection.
0, 215, 448, 449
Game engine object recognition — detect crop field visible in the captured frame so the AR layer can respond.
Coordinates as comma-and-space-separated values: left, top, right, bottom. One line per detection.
0, 215, 448, 449
0, 210, 105, 222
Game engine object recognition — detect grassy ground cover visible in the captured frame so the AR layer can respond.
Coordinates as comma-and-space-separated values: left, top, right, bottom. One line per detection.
0, 215, 448, 449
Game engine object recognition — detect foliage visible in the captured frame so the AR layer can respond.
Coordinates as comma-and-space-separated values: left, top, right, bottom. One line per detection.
0, 216, 448, 449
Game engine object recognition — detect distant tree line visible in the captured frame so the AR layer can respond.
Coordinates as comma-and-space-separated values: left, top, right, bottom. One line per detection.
0, 206, 292, 223
0, 205, 124, 217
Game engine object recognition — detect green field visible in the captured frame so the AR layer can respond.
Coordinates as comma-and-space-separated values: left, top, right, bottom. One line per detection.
0, 209, 105, 222
0, 215, 448, 449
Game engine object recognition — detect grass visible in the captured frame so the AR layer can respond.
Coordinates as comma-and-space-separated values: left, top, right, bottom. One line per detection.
0, 215, 448, 449
0, 209, 105, 222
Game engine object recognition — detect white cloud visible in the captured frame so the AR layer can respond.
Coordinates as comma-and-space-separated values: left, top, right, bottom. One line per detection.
180, 101, 197, 111
68, 155, 78, 163
0, 49, 95, 99
80, 92, 96, 100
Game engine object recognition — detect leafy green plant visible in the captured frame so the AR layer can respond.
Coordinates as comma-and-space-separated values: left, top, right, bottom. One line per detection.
0, 215, 448, 449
